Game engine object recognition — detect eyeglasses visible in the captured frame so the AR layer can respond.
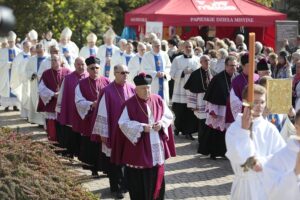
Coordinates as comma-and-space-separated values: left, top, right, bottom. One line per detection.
89, 66, 100, 70
116, 71, 130, 75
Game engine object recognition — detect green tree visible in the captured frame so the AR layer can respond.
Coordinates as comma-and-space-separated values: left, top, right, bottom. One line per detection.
106, 0, 149, 35
0, 0, 113, 47
256, 0, 273, 7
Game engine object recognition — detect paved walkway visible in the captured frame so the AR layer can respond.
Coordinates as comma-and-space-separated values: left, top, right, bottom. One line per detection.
0, 109, 233, 199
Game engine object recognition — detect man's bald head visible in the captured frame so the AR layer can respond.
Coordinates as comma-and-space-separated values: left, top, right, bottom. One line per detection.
75, 57, 86, 74
114, 64, 129, 84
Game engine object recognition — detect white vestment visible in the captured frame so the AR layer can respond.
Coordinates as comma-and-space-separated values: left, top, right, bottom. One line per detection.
118, 99, 173, 167
58, 41, 79, 58
96, 44, 119, 80
74, 84, 93, 120
79, 46, 99, 59
264, 136, 300, 200
141, 50, 171, 104
38, 57, 73, 79
40, 38, 58, 53
128, 53, 143, 84
211, 58, 225, 76
225, 114, 285, 200
229, 88, 243, 120
25, 56, 49, 125
10, 52, 30, 116
107, 52, 135, 80
0, 47, 22, 107
38, 80, 56, 119
170, 55, 199, 104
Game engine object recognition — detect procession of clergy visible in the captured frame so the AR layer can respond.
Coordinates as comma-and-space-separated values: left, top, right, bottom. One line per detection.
1, 26, 300, 200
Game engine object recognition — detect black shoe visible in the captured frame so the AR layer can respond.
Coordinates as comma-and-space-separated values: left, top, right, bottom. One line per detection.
13, 106, 19, 111
38, 125, 44, 128
185, 134, 195, 140
115, 191, 124, 199
210, 155, 216, 160
4, 107, 9, 111
91, 169, 99, 177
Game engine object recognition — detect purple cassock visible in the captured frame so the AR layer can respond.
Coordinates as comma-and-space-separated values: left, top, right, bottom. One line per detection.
225, 72, 259, 123
77, 76, 110, 141
111, 94, 176, 167
37, 67, 71, 112
57, 71, 88, 126
92, 81, 136, 148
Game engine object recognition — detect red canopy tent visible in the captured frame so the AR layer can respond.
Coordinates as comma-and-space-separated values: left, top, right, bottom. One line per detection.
125, 0, 287, 48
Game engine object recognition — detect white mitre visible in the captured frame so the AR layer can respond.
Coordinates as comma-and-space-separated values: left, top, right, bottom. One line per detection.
103, 27, 116, 39
7, 31, 17, 41
28, 29, 38, 40
60, 27, 72, 39
87, 32, 97, 42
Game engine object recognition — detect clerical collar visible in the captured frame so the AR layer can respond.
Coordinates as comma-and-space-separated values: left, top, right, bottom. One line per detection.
105, 44, 113, 48
123, 52, 134, 57
183, 54, 192, 58
151, 50, 160, 56
114, 80, 125, 87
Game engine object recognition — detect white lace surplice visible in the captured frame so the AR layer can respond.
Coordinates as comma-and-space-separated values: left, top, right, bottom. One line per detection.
74, 85, 93, 120
38, 80, 56, 119
92, 94, 111, 156
118, 100, 173, 167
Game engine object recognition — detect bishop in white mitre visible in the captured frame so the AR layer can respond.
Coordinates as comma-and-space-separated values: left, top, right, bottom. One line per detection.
79, 33, 98, 59
96, 28, 119, 80
58, 27, 78, 68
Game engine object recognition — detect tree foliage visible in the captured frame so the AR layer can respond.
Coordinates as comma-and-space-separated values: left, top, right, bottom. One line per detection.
0, 0, 113, 47
255, 0, 273, 7
106, 0, 149, 36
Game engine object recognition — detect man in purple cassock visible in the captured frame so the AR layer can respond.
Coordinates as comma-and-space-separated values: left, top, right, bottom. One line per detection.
37, 54, 71, 142
56, 57, 88, 157
75, 56, 110, 175
226, 53, 259, 124
113, 72, 176, 200
92, 64, 135, 199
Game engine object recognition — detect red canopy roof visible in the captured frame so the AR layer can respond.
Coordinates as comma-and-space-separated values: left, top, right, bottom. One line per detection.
125, 0, 286, 27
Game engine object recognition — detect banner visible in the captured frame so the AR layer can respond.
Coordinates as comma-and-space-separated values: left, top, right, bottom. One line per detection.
275, 20, 299, 53
146, 21, 163, 40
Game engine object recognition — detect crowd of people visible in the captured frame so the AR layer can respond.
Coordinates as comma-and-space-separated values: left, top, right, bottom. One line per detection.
1, 26, 300, 199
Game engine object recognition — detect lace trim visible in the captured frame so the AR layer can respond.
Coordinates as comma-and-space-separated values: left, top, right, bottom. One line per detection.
92, 115, 109, 137
45, 112, 56, 120
119, 122, 142, 145
151, 142, 165, 166
206, 102, 226, 117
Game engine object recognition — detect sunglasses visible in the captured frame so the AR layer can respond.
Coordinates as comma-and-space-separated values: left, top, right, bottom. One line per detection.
116, 71, 130, 75
89, 66, 100, 70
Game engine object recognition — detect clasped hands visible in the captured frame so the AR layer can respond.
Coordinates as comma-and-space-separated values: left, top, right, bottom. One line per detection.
143, 122, 162, 132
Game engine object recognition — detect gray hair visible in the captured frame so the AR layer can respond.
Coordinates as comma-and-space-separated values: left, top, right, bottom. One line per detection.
218, 48, 229, 59
225, 55, 238, 65
236, 34, 245, 41
36, 43, 45, 50
114, 64, 127, 72
255, 41, 263, 53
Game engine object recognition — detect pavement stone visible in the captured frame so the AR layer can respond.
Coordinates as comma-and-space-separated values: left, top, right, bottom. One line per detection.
0, 109, 234, 199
